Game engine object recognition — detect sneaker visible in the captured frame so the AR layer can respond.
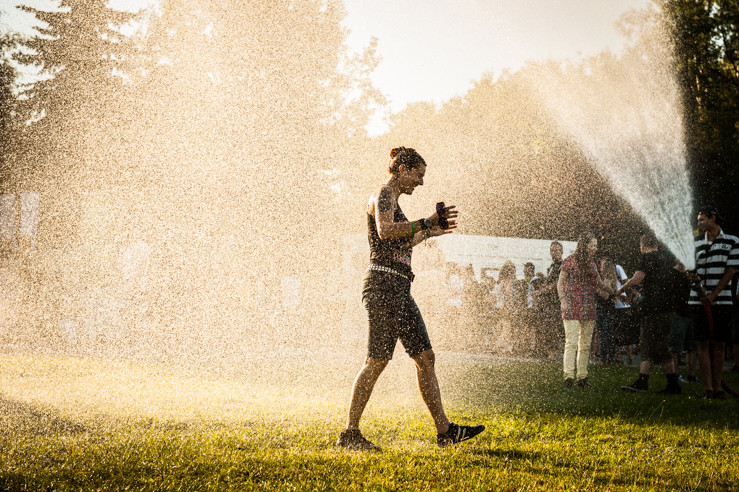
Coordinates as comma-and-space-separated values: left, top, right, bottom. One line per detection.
658, 385, 682, 395
703, 390, 713, 400
437, 422, 485, 447
677, 375, 687, 383
577, 378, 591, 389
711, 390, 727, 400
621, 379, 648, 393
336, 429, 382, 452
564, 378, 574, 389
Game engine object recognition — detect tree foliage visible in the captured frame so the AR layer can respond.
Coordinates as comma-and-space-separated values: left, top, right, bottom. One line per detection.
1, 33, 19, 176
664, 0, 739, 227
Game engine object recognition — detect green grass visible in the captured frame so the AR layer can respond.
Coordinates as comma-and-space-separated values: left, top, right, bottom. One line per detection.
1, 352, 738, 491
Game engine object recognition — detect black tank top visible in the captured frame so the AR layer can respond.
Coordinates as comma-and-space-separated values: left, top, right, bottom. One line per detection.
367, 204, 413, 277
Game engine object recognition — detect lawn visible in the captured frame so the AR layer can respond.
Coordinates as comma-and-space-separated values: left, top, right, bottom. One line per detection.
1, 350, 737, 491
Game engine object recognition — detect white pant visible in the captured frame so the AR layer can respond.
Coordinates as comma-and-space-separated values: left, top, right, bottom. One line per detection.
562, 319, 595, 380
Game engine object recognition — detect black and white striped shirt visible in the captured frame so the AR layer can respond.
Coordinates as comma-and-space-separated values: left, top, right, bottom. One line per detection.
689, 229, 739, 305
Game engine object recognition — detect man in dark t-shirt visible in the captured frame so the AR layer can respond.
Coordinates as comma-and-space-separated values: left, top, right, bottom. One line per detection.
618, 232, 681, 394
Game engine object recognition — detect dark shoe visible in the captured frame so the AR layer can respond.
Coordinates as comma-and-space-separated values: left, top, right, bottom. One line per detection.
577, 378, 591, 389
658, 384, 682, 395
437, 423, 485, 447
703, 390, 714, 400
622, 378, 648, 393
712, 390, 727, 400
564, 378, 574, 389
336, 429, 382, 452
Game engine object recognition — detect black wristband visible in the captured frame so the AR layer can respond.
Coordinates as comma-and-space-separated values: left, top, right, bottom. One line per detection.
419, 218, 431, 231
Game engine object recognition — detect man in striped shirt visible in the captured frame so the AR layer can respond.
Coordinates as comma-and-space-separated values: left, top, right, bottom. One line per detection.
687, 205, 739, 399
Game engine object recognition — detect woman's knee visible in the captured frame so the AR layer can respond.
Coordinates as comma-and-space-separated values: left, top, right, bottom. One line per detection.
412, 349, 436, 369
363, 357, 389, 375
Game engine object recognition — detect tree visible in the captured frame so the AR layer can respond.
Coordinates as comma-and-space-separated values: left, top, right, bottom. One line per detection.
1, 34, 19, 179
9, 0, 141, 248
663, 0, 739, 227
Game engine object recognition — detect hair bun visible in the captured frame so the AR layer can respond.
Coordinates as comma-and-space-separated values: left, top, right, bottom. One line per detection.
390, 147, 406, 158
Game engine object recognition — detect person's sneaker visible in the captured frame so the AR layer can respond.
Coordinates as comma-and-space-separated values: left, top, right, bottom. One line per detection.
678, 375, 687, 383
336, 429, 382, 452
437, 423, 485, 447
577, 378, 591, 389
703, 390, 713, 400
711, 390, 727, 400
621, 378, 648, 393
564, 378, 574, 389
658, 384, 682, 395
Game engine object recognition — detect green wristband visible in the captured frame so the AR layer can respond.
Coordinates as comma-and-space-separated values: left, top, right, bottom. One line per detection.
411, 221, 415, 235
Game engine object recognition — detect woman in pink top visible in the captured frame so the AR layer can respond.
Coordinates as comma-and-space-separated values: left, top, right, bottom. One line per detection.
557, 232, 615, 388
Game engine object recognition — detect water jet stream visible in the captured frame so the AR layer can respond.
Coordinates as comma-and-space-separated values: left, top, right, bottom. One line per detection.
525, 16, 695, 269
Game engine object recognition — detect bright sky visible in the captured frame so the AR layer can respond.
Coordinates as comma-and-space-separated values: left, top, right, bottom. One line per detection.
2, 0, 649, 133
342, 0, 649, 133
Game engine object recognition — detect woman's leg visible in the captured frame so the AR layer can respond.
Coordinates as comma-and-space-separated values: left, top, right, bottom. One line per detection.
563, 319, 579, 380
577, 321, 595, 380
346, 357, 389, 429
412, 349, 450, 434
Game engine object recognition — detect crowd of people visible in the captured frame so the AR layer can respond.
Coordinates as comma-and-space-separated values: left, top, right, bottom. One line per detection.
526, 206, 736, 399
442, 208, 738, 399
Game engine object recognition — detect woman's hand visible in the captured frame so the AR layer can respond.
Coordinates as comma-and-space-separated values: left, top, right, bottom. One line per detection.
430, 204, 459, 229
430, 224, 455, 237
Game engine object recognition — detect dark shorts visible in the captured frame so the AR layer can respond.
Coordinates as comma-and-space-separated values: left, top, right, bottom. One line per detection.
669, 313, 696, 353
639, 312, 675, 364
691, 305, 733, 343
363, 270, 432, 360
615, 308, 640, 346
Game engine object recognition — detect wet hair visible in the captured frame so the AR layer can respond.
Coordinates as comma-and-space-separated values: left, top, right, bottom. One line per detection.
573, 232, 598, 280
388, 147, 426, 175
600, 258, 617, 291
640, 232, 658, 249
697, 205, 724, 225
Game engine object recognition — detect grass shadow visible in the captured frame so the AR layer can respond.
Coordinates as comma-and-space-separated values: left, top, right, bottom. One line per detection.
439, 359, 739, 430
0, 396, 87, 435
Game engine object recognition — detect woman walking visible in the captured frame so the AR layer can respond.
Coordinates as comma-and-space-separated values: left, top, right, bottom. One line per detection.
337, 147, 485, 451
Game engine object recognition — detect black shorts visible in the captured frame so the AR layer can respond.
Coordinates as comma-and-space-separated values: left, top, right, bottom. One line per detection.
639, 312, 674, 364
615, 308, 640, 345
362, 270, 432, 360
691, 305, 733, 343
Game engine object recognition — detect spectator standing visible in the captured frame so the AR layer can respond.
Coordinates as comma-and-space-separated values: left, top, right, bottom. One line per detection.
493, 260, 518, 354
686, 205, 739, 399
533, 241, 564, 360
619, 233, 682, 394
557, 233, 615, 388
670, 260, 699, 383
596, 257, 619, 365
614, 262, 638, 364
